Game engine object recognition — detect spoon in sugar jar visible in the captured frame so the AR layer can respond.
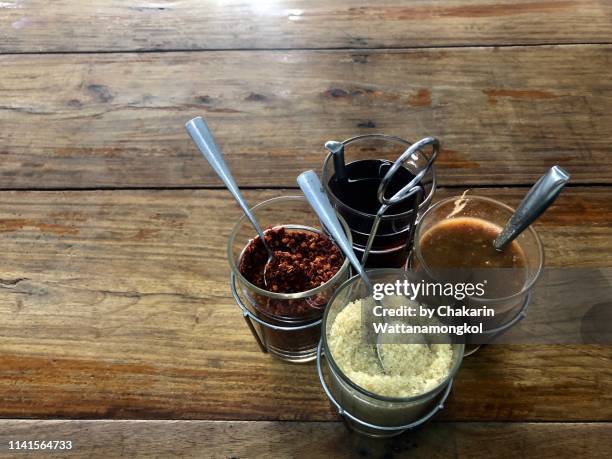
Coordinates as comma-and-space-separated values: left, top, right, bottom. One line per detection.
494, 166, 570, 251
298, 170, 430, 373
185, 116, 277, 288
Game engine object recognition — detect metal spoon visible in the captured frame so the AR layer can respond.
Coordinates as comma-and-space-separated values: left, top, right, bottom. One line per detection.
185, 116, 276, 287
494, 166, 570, 251
297, 170, 393, 372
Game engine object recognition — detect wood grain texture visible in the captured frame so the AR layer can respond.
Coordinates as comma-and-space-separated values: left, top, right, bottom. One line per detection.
0, 187, 610, 421
1, 0, 611, 52
0, 46, 611, 188
0, 421, 610, 459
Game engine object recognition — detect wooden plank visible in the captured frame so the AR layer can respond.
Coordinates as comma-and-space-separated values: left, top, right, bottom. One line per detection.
1, 1, 612, 52
0, 46, 611, 189
0, 421, 610, 459
0, 187, 610, 421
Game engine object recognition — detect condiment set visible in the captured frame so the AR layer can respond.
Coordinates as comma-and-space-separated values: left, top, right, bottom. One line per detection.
185, 115, 569, 437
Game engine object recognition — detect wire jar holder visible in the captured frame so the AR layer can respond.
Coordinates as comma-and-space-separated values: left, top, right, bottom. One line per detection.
227, 196, 353, 363
462, 290, 532, 355
230, 272, 324, 360
316, 340, 453, 436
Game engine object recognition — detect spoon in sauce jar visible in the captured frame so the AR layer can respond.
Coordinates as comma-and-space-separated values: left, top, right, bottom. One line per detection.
494, 166, 570, 251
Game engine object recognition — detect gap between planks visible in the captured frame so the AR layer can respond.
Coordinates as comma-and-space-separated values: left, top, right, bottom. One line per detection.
2, 42, 612, 56
0, 183, 608, 193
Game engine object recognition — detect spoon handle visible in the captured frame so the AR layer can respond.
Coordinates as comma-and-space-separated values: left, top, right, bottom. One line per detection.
494, 165, 570, 250
186, 116, 269, 247
297, 170, 371, 289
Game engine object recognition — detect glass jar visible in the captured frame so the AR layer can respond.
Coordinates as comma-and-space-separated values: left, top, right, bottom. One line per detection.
410, 195, 544, 355
322, 134, 436, 268
318, 269, 464, 437
228, 196, 352, 362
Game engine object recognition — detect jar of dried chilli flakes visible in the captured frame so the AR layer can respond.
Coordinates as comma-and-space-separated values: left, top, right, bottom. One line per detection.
228, 196, 351, 362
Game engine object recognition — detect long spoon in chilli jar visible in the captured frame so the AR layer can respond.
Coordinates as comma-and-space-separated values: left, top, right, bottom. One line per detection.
185, 116, 276, 287
493, 166, 570, 251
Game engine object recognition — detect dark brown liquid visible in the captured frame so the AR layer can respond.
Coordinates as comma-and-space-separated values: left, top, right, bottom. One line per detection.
328, 159, 424, 268
419, 217, 527, 297
328, 159, 422, 216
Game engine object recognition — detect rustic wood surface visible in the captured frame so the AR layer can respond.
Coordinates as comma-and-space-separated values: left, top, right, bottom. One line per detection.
1, 46, 611, 189
1, 0, 612, 52
0, 421, 610, 459
1, 0, 611, 455
0, 188, 610, 422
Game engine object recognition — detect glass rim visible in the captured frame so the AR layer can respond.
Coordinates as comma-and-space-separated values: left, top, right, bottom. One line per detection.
412, 195, 545, 303
321, 134, 437, 221
321, 268, 465, 404
227, 195, 352, 300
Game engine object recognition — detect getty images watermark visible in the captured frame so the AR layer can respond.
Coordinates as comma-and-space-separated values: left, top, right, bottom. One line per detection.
362, 268, 612, 345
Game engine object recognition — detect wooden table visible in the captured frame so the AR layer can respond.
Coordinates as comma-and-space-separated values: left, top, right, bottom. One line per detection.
1, 1, 611, 457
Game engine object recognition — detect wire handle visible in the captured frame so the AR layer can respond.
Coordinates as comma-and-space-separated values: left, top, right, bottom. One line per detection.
377, 136, 439, 206
361, 136, 438, 266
